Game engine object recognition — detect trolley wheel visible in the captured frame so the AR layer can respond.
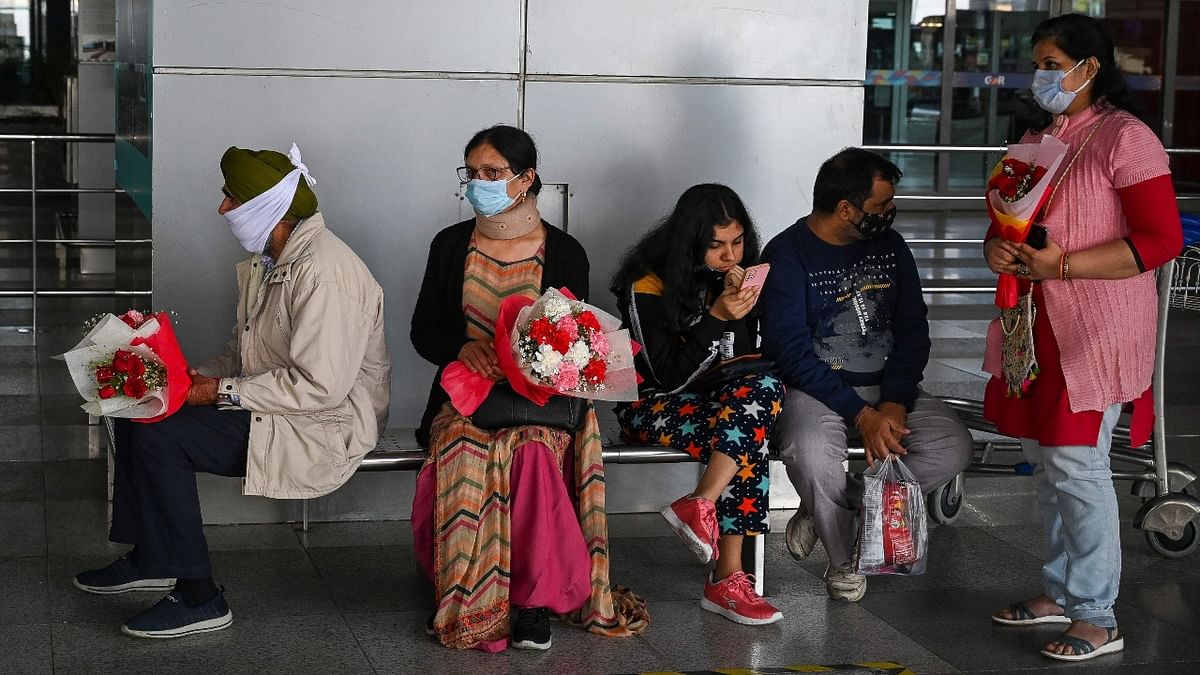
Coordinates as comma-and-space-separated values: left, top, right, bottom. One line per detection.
928, 474, 965, 525
1144, 520, 1200, 559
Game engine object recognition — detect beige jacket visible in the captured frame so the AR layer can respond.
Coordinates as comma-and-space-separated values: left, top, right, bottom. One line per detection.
197, 213, 391, 498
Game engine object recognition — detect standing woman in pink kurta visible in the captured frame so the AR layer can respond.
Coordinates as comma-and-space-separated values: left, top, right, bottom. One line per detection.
982, 14, 1182, 663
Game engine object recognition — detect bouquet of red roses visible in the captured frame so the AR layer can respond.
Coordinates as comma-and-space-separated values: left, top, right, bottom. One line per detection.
441, 287, 639, 416
56, 309, 190, 422
985, 134, 1068, 308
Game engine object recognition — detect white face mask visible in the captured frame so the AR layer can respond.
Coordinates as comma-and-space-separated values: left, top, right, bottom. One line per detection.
1031, 59, 1093, 115
223, 143, 317, 253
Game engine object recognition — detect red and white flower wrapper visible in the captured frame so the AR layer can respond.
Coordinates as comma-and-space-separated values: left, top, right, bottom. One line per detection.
441, 287, 640, 416
985, 134, 1068, 308
56, 312, 190, 422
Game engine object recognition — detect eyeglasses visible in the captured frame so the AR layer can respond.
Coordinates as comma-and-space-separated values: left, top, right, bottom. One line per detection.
456, 165, 514, 183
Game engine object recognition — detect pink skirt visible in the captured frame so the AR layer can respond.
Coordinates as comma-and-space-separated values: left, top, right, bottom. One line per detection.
412, 440, 592, 651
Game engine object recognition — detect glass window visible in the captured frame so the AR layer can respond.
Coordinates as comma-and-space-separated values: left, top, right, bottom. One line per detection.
1173, 0, 1200, 193
0, 1, 32, 103
864, 0, 941, 189
947, 3, 1050, 189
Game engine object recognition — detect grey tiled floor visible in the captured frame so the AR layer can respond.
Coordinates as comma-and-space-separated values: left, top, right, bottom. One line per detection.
4, 318, 1199, 674
4, 213, 1200, 673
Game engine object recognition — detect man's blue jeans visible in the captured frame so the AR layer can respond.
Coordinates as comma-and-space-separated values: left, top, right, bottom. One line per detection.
1021, 403, 1123, 628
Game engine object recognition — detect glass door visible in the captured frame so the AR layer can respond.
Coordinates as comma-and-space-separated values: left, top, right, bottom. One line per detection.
1174, 0, 1200, 192
1071, 0, 1168, 130
947, 2, 1051, 188
864, 0, 941, 189
864, 1, 1053, 191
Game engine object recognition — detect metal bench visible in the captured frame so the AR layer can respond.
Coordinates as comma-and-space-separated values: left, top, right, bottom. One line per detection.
318, 422, 781, 592
324, 389, 1200, 601
308, 418, 991, 594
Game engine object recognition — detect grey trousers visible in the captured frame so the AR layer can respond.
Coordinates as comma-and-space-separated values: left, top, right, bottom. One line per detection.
774, 385, 974, 567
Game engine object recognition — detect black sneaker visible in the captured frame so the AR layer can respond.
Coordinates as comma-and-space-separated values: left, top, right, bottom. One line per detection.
512, 608, 551, 650
121, 586, 233, 639
73, 556, 176, 595
425, 613, 436, 637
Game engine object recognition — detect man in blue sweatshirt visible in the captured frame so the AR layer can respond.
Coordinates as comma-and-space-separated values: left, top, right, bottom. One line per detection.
762, 148, 972, 602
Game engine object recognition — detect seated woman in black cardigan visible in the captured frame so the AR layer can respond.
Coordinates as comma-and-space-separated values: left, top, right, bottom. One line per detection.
409, 125, 644, 652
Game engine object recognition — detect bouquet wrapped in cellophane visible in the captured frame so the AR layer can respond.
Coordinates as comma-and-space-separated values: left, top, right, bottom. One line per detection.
985, 134, 1068, 308
441, 287, 640, 416
56, 310, 190, 422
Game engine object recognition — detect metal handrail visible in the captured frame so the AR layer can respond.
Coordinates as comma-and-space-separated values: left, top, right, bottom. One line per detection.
0, 290, 152, 297
0, 188, 126, 194
0, 239, 152, 245
0, 133, 119, 142
862, 143, 1200, 203
0, 132, 148, 331
862, 143, 1200, 155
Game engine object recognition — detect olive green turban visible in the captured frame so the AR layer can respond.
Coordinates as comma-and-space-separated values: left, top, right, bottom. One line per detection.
219, 146, 318, 220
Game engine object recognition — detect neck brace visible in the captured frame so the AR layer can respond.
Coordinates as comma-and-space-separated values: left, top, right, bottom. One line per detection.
473, 193, 540, 240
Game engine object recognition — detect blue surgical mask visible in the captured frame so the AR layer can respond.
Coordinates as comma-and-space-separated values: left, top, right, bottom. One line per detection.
464, 174, 520, 217
1031, 59, 1092, 115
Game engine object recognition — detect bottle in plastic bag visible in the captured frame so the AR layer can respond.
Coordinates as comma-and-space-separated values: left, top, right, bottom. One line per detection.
857, 454, 928, 576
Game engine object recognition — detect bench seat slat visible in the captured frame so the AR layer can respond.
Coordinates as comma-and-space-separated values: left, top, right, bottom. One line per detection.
358, 398, 1146, 472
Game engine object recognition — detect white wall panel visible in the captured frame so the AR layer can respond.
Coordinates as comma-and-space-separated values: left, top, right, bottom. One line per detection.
144, 1, 869, 523
152, 74, 518, 422
527, 0, 867, 80
153, 0, 522, 73
524, 81, 863, 318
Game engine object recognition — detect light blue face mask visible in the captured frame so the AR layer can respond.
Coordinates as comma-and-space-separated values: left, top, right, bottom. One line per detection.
464, 174, 521, 217
1031, 59, 1093, 115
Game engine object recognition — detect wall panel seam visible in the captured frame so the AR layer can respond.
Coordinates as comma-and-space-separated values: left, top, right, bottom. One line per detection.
525, 75, 862, 87
152, 67, 862, 89
152, 67, 520, 80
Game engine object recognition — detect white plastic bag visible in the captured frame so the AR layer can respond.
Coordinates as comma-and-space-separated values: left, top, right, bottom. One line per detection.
858, 454, 928, 576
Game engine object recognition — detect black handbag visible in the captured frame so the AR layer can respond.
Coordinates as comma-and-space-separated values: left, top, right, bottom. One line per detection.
470, 381, 587, 432
683, 354, 776, 394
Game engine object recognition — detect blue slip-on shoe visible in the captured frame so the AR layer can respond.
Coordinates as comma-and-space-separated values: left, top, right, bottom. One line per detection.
73, 556, 176, 595
121, 587, 233, 639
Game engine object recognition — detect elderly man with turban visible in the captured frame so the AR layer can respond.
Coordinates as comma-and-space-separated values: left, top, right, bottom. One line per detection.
72, 144, 391, 639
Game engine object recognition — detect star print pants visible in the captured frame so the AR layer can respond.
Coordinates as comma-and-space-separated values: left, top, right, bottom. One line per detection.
616, 373, 784, 535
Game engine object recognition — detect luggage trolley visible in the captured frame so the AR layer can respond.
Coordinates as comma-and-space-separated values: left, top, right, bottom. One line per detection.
933, 254, 1200, 559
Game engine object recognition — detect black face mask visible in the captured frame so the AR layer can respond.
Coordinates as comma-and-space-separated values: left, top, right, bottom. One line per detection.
851, 204, 897, 239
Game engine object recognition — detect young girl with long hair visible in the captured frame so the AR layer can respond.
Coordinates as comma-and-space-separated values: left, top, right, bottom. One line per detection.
611, 183, 785, 625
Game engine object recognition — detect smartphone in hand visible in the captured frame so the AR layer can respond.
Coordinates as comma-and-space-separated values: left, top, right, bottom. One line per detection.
740, 263, 771, 291
1026, 224, 1048, 250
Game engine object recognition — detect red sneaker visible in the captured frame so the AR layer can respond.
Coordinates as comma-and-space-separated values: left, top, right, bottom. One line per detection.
700, 570, 783, 625
660, 495, 719, 563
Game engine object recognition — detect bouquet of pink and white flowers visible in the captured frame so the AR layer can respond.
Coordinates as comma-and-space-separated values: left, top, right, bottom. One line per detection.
56, 309, 190, 422
442, 288, 639, 416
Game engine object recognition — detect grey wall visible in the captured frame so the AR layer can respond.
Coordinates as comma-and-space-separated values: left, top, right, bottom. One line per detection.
151, 0, 866, 427
147, 1, 866, 521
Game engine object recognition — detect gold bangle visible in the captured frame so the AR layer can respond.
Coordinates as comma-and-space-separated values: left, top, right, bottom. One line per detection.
1062, 252, 1071, 281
